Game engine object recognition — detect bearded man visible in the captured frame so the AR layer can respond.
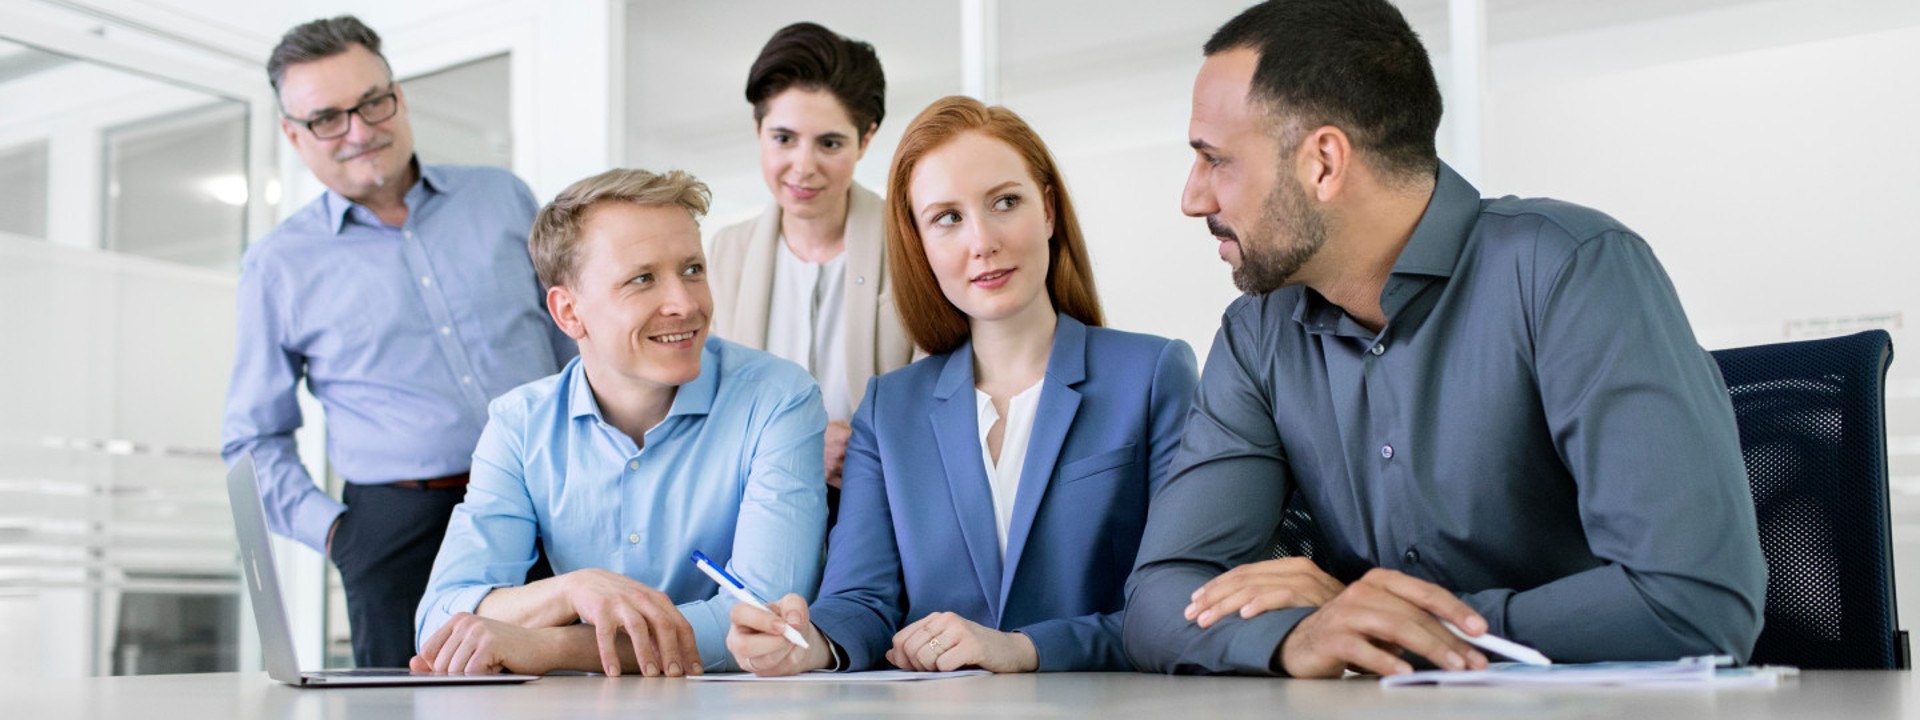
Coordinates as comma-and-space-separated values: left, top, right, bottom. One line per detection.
1121, 0, 1766, 677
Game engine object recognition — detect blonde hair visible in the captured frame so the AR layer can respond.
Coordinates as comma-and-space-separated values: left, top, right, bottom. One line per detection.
529, 168, 712, 288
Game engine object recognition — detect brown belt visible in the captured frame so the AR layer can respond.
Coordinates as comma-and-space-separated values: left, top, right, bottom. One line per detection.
386, 472, 470, 490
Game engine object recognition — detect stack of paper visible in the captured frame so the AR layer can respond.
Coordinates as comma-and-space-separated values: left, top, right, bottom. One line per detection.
688, 669, 989, 683
1380, 660, 1791, 688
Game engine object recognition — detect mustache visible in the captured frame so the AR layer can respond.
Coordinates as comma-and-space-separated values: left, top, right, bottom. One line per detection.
333, 136, 392, 162
1206, 216, 1238, 242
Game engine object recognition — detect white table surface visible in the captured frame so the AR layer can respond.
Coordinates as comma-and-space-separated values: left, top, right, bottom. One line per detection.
7, 669, 1915, 719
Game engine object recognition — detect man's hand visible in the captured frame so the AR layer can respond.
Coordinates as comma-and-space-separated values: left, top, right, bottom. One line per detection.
1186, 557, 1344, 628
559, 569, 702, 677
726, 594, 832, 676
412, 612, 553, 675
886, 612, 1038, 673
1277, 568, 1489, 677
824, 420, 851, 489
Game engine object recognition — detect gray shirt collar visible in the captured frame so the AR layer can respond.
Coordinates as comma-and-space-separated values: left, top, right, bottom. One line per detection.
1294, 161, 1481, 338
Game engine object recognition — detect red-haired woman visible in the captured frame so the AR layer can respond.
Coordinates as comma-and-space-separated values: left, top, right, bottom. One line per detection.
726, 96, 1197, 674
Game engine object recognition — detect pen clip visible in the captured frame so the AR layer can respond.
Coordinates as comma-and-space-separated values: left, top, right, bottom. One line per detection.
690, 550, 750, 592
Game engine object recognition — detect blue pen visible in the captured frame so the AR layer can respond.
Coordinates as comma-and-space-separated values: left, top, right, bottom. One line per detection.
690, 550, 810, 649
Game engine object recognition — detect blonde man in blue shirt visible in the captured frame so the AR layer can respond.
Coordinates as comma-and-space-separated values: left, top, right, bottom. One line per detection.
410, 169, 828, 677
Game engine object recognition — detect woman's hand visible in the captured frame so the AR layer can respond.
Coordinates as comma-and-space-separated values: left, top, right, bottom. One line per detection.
726, 594, 833, 676
886, 612, 1038, 673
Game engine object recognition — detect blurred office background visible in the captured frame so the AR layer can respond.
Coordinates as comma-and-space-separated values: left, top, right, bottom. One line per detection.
0, 0, 1915, 677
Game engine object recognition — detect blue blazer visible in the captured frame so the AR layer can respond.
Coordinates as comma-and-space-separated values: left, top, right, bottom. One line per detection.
810, 314, 1197, 671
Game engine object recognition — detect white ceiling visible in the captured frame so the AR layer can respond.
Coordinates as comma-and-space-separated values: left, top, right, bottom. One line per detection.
0, 38, 74, 85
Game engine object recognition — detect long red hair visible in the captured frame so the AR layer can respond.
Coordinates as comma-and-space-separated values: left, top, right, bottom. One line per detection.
884, 96, 1104, 355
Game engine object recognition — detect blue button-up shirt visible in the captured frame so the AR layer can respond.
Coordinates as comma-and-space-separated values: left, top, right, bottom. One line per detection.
415, 339, 828, 671
220, 162, 576, 552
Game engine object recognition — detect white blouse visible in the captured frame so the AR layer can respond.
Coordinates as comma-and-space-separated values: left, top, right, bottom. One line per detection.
765, 237, 851, 422
974, 379, 1045, 556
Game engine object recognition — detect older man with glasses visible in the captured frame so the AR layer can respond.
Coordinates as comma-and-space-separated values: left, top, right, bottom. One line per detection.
220, 15, 575, 669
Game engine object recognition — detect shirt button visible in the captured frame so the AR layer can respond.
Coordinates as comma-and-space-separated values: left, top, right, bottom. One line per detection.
404, 230, 414, 239
420, 276, 432, 287
1370, 343, 1386, 356
461, 375, 473, 384
628, 460, 639, 471
1380, 444, 1394, 460
628, 533, 640, 545
855, 275, 866, 285
1404, 546, 1420, 564
440, 326, 451, 335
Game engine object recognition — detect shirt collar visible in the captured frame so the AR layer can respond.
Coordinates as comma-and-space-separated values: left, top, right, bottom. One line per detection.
1289, 161, 1481, 337
1386, 161, 1480, 280
565, 340, 721, 422
322, 156, 440, 234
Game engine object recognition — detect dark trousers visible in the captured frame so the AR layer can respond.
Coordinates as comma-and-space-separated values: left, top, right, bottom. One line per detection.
329, 482, 465, 668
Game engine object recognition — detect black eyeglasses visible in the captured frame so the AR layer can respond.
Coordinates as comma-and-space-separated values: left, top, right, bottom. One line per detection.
288, 86, 399, 140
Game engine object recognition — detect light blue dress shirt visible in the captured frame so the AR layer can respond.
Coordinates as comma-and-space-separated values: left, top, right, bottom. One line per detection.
415, 339, 828, 671
220, 162, 576, 552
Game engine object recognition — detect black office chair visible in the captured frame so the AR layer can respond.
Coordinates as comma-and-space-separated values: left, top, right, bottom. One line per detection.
1263, 330, 1905, 668
1714, 329, 1906, 669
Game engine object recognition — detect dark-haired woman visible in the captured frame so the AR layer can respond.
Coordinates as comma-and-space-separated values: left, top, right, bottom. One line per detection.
725, 97, 1197, 674
709, 23, 912, 505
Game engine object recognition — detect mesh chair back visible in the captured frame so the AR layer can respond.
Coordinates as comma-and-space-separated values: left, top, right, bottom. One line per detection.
1713, 329, 1903, 669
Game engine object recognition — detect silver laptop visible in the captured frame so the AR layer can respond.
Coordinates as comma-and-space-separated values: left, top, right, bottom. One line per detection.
227, 453, 537, 687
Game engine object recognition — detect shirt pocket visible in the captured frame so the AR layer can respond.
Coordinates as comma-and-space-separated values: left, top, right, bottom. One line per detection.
1056, 443, 1139, 486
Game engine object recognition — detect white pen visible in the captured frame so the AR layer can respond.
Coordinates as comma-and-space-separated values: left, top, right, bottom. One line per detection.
691, 550, 811, 650
1442, 621, 1552, 666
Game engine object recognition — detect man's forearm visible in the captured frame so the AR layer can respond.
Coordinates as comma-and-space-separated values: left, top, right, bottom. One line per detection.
1123, 562, 1304, 675
519, 624, 645, 675
1459, 563, 1761, 664
476, 574, 577, 628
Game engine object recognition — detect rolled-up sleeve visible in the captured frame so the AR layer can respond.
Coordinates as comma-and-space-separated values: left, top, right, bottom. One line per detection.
675, 381, 828, 671
1124, 308, 1299, 675
415, 400, 541, 650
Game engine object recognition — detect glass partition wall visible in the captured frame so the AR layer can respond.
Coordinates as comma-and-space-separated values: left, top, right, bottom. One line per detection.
0, 28, 271, 678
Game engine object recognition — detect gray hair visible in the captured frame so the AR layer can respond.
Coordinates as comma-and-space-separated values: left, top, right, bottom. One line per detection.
267, 15, 391, 96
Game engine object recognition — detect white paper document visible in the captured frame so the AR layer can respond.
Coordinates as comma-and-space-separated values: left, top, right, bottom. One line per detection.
688, 669, 990, 683
1380, 659, 1791, 688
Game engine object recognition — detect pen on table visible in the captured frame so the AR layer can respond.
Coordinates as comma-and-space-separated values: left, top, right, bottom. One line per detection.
1442, 620, 1552, 666
690, 550, 811, 650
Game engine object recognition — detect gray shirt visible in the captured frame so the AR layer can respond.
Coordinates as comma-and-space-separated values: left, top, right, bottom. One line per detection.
1122, 163, 1766, 675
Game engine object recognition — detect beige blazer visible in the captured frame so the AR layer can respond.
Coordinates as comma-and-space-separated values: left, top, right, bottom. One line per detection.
708, 183, 914, 409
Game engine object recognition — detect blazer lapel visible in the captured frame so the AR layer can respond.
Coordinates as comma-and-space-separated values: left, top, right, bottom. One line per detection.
735, 202, 782, 347
842, 184, 884, 408
998, 315, 1087, 616
928, 344, 1005, 621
